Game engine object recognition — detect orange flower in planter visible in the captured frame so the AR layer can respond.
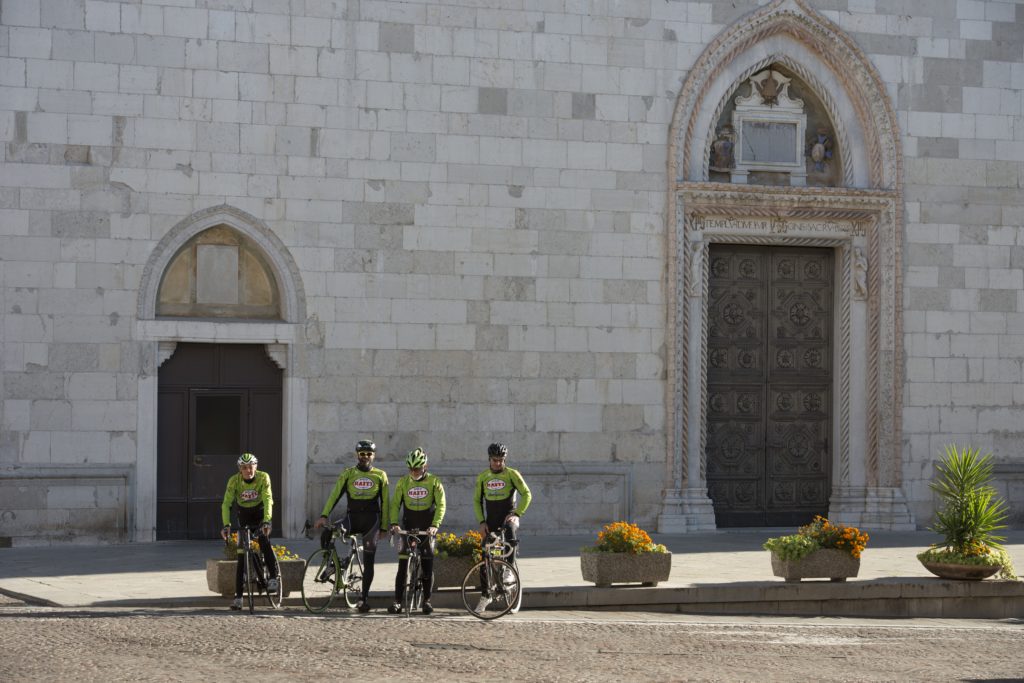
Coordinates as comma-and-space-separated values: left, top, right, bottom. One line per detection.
591, 521, 666, 554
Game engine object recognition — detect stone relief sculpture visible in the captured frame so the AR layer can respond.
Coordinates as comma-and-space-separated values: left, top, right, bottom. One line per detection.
709, 124, 736, 172
807, 125, 834, 173
852, 247, 868, 300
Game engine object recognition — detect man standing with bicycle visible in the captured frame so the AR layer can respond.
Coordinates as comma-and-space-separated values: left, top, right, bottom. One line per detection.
314, 439, 389, 613
388, 447, 446, 615
472, 442, 532, 611
220, 452, 280, 611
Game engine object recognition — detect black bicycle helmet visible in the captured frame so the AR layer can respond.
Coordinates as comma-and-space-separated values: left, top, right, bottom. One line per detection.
356, 439, 376, 454
487, 443, 508, 459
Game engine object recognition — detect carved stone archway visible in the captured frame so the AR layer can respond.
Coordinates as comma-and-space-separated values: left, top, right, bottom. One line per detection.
659, 0, 913, 531
132, 205, 310, 541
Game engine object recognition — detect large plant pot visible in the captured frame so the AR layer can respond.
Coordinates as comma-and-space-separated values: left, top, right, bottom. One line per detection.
206, 558, 305, 597
919, 559, 1001, 581
580, 551, 672, 587
433, 555, 478, 588
770, 549, 860, 582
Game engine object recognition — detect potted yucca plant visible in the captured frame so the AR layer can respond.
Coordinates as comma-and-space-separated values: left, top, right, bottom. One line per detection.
917, 444, 1017, 581
580, 521, 671, 587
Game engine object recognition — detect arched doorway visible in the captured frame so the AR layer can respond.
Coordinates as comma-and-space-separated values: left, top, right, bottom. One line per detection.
134, 205, 309, 542
659, 0, 913, 531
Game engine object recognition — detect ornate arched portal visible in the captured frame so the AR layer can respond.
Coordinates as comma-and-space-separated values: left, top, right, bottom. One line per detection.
659, 0, 913, 531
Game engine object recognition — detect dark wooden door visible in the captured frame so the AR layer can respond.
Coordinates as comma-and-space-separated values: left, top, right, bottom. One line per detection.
705, 245, 833, 527
157, 344, 282, 540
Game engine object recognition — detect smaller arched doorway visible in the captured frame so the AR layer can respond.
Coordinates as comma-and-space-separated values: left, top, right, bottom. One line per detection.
135, 206, 308, 542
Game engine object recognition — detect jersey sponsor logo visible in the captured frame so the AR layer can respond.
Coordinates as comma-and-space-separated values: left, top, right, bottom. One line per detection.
240, 489, 259, 502
407, 486, 428, 500
486, 479, 506, 492
353, 477, 374, 490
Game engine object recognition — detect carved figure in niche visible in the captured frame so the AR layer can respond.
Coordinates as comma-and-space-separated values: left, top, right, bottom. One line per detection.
807, 125, 833, 172
852, 247, 867, 300
709, 124, 736, 172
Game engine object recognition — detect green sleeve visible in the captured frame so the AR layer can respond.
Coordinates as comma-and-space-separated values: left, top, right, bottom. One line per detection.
221, 475, 237, 527
380, 470, 390, 528
511, 469, 532, 516
431, 478, 446, 528
389, 477, 405, 526
320, 469, 350, 518
261, 472, 274, 523
472, 471, 486, 523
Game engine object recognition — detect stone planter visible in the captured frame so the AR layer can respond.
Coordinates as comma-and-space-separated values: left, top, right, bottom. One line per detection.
206, 558, 305, 597
433, 555, 478, 588
919, 560, 1001, 581
580, 551, 672, 587
770, 548, 860, 582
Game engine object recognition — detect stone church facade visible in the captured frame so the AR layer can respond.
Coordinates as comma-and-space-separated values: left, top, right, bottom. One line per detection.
1, 0, 1022, 542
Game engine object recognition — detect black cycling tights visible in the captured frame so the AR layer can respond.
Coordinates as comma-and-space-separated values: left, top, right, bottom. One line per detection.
235, 533, 278, 598
394, 557, 433, 603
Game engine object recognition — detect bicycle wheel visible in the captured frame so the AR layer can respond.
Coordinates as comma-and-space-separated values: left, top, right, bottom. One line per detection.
260, 554, 282, 609
461, 558, 517, 620
340, 549, 362, 609
301, 548, 339, 613
244, 551, 256, 615
404, 554, 421, 617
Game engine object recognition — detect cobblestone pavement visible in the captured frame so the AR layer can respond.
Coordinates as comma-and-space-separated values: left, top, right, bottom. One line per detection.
1, 599, 1021, 681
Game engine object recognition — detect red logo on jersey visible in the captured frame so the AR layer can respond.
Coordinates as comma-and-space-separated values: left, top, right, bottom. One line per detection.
486, 479, 506, 491
408, 486, 428, 500
240, 489, 259, 502
353, 478, 374, 490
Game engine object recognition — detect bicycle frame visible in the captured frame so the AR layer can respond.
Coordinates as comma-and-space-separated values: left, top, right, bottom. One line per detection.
300, 519, 365, 612
234, 525, 281, 613
461, 528, 521, 620
393, 529, 432, 617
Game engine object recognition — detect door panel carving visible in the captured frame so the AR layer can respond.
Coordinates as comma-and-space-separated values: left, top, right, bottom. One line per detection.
707, 245, 833, 526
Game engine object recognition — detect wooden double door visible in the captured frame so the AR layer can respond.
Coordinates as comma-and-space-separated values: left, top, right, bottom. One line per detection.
705, 245, 833, 527
157, 343, 282, 540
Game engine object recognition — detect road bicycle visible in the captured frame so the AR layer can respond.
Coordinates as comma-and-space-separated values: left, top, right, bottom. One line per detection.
300, 519, 365, 613
392, 529, 432, 617
460, 527, 521, 620
230, 524, 282, 614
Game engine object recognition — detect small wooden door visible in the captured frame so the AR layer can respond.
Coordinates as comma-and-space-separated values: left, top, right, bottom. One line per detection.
705, 245, 833, 527
157, 344, 282, 539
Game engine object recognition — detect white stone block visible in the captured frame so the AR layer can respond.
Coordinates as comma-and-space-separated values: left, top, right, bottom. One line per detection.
9, 27, 52, 58
68, 114, 112, 145
3, 0, 41, 27
25, 112, 68, 143
121, 5, 163, 35
51, 430, 109, 464
535, 404, 602, 432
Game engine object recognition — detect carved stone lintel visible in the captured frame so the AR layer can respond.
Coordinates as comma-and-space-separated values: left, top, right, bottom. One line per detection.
157, 341, 177, 368
265, 343, 287, 370
852, 246, 868, 300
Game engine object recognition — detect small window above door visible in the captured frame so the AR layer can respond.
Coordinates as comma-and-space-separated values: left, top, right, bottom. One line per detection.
157, 225, 281, 319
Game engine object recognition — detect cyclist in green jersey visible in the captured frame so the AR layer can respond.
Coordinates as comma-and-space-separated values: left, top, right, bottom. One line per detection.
473, 442, 532, 611
388, 448, 446, 615
220, 452, 280, 610
314, 438, 389, 612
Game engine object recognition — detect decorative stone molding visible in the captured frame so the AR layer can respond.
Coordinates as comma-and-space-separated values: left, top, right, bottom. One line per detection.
157, 341, 177, 368
265, 344, 287, 370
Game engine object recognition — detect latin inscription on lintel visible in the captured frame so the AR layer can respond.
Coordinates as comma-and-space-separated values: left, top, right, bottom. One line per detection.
697, 216, 865, 236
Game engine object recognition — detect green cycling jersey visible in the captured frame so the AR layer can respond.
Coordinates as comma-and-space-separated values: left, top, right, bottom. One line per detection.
473, 466, 532, 523
320, 465, 390, 525
389, 472, 446, 529
221, 470, 273, 526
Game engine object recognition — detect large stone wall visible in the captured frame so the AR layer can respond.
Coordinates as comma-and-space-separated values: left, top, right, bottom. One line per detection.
0, 0, 1022, 541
